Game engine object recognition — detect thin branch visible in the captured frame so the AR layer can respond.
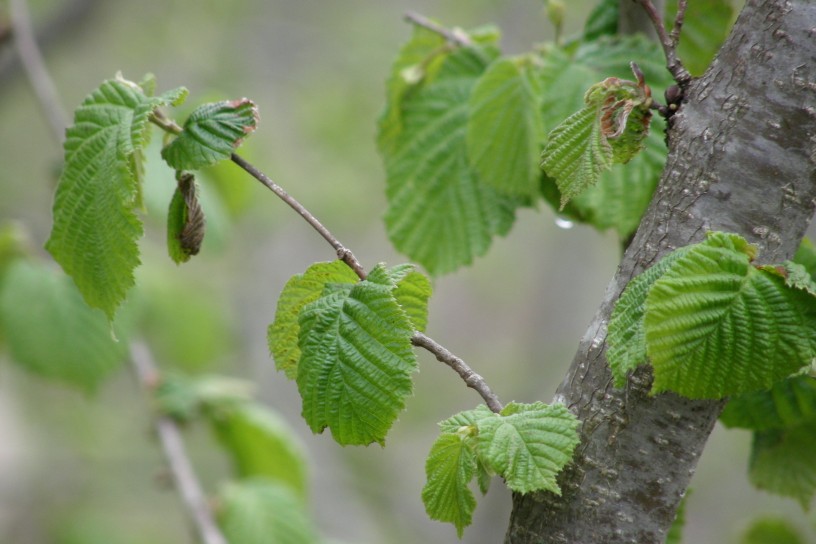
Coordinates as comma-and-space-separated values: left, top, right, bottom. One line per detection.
637, 0, 692, 86
225, 152, 504, 412
412, 332, 503, 413
130, 342, 228, 544
9, 0, 68, 143
229, 152, 368, 281
669, 0, 688, 49
403, 11, 472, 47
12, 7, 226, 540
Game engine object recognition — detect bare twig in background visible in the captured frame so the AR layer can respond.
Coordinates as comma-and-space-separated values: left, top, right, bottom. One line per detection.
637, 0, 692, 86
0, 0, 99, 91
130, 343, 228, 544
403, 11, 472, 47
9, 0, 68, 142
229, 152, 369, 282
11, 3, 227, 541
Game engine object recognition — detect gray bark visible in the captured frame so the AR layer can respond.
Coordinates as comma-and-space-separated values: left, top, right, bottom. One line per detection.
506, 1, 816, 542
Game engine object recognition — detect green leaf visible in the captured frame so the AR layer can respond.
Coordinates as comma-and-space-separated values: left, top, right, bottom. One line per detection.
154, 373, 253, 422
0, 260, 128, 390
762, 261, 816, 297
210, 403, 308, 498
666, 0, 734, 76
645, 234, 816, 398
381, 44, 521, 275
741, 517, 806, 544
296, 264, 417, 445
438, 405, 495, 434
749, 421, 816, 508
45, 75, 186, 320
377, 26, 447, 156
167, 171, 205, 264
537, 36, 670, 234
421, 432, 478, 537
582, 0, 618, 42
720, 375, 816, 432
541, 104, 612, 207
476, 402, 580, 494
392, 268, 432, 332
569, 120, 665, 237
268, 261, 359, 380
161, 98, 259, 171
466, 56, 545, 197
607, 244, 694, 387
542, 75, 653, 208
665, 490, 690, 544
217, 479, 319, 544
793, 238, 816, 279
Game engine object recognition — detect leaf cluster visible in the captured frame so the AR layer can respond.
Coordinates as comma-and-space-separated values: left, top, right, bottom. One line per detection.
608, 232, 816, 399
268, 261, 431, 445
422, 402, 580, 536
608, 234, 816, 510
153, 372, 320, 542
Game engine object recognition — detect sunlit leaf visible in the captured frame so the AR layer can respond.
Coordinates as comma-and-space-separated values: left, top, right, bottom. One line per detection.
268, 261, 359, 380
476, 402, 580, 494
467, 56, 545, 197
422, 432, 478, 537
45, 75, 186, 320
296, 264, 417, 445
381, 43, 520, 275
162, 98, 259, 170
645, 233, 816, 398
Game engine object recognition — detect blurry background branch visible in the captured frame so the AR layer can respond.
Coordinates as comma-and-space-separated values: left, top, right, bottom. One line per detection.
129, 343, 228, 544
7, 2, 228, 542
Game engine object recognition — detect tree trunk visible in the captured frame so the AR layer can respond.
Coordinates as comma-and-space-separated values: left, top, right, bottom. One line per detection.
506, 1, 816, 542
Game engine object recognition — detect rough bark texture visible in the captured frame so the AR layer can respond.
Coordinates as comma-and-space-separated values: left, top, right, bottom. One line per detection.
506, 1, 816, 543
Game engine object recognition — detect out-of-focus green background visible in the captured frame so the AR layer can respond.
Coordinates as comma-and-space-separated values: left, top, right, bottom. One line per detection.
0, 1, 813, 542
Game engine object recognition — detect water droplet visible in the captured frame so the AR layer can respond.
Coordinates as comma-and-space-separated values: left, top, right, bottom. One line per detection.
555, 217, 574, 230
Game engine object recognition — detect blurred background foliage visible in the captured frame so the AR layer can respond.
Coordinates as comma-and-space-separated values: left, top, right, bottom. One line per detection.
0, 0, 813, 542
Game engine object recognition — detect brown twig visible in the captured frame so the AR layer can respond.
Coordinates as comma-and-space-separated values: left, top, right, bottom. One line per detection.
225, 152, 504, 412
637, 0, 692, 86
403, 11, 472, 47
130, 343, 228, 544
411, 332, 503, 413
229, 152, 369, 281
9, 0, 68, 143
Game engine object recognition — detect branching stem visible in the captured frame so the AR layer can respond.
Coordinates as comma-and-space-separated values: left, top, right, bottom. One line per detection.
9, 0, 68, 143
637, 0, 692, 86
404, 11, 472, 47
130, 343, 228, 544
227, 151, 504, 412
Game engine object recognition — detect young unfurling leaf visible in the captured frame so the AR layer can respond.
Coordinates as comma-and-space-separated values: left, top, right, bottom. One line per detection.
541, 64, 653, 208
167, 171, 205, 264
